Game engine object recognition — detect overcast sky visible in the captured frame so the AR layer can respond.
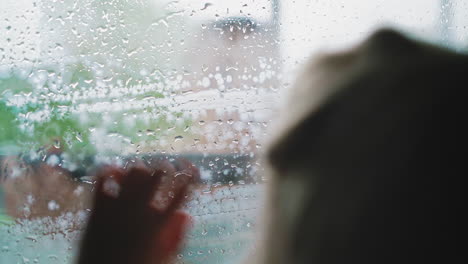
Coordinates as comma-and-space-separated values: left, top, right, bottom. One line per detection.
1, 0, 466, 73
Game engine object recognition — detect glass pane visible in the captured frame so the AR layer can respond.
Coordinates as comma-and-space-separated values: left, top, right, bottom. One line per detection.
1, 1, 467, 263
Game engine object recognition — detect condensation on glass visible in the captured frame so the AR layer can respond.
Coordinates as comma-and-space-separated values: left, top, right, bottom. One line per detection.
1, 0, 467, 263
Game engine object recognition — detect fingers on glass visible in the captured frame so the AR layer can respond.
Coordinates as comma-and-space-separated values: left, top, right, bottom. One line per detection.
172, 158, 200, 184
165, 183, 189, 215
120, 166, 157, 202
149, 158, 177, 176
91, 159, 193, 219
93, 166, 125, 209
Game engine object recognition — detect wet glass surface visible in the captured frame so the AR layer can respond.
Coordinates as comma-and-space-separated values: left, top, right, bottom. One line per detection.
1, 0, 467, 263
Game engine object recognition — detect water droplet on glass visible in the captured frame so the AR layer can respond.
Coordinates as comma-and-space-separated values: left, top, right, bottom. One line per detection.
200, 3, 213, 11
48, 200, 60, 211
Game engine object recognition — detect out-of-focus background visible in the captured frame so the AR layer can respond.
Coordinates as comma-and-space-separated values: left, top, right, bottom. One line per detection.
1, 1, 467, 263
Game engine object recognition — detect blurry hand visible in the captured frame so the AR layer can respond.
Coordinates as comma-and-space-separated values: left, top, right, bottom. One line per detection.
77, 160, 197, 264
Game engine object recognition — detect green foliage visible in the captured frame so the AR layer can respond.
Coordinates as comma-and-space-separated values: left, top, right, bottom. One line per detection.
0, 72, 95, 158
0, 102, 22, 155
0, 77, 33, 94
0, 100, 95, 158
32, 112, 95, 157
1, 67, 190, 159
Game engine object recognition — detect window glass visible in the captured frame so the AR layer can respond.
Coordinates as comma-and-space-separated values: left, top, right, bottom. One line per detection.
1, 1, 467, 263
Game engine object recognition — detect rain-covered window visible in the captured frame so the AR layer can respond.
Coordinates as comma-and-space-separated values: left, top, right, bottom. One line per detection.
1, 0, 467, 263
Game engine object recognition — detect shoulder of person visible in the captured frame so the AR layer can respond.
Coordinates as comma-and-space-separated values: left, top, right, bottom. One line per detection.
267, 28, 468, 172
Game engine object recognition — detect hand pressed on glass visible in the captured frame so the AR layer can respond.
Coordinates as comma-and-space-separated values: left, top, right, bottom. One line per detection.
78, 161, 196, 264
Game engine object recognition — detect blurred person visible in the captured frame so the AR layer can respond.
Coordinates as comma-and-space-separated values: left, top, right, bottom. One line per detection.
259, 29, 466, 264
77, 28, 466, 264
